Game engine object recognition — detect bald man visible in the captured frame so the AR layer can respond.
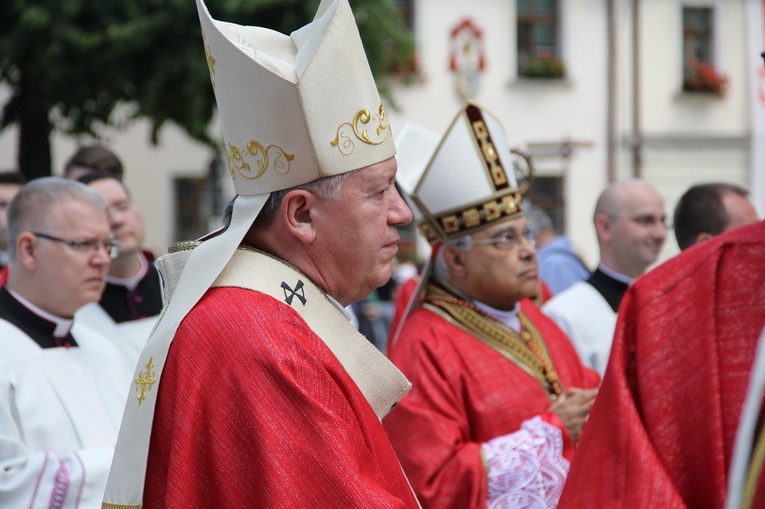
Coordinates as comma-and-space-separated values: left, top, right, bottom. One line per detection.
543, 180, 668, 374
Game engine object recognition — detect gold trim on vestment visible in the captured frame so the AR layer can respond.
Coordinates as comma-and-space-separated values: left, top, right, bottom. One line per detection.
102, 503, 142, 509
423, 284, 563, 399
743, 422, 765, 508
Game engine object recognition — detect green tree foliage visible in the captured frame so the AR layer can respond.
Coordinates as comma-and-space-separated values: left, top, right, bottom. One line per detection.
0, 0, 414, 179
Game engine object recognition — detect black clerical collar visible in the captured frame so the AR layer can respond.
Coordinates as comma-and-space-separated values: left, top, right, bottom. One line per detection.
0, 287, 78, 349
586, 266, 630, 312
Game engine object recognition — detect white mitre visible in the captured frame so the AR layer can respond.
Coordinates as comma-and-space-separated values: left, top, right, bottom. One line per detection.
411, 101, 525, 246
102, 0, 393, 506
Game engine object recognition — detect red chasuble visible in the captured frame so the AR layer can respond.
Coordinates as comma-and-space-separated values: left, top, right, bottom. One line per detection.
558, 221, 765, 509
385, 297, 600, 509
144, 286, 419, 508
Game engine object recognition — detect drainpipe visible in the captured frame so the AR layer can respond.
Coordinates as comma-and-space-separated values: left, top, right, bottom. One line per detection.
632, 0, 643, 178
606, 0, 618, 182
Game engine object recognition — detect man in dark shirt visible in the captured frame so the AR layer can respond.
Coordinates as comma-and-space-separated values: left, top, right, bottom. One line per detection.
78, 172, 162, 323
543, 179, 668, 374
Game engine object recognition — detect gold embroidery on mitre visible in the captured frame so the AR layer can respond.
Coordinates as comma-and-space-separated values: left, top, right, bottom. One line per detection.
422, 192, 524, 245
331, 104, 391, 155
135, 356, 157, 407
201, 30, 216, 89
470, 116, 508, 189
226, 141, 295, 181
484, 200, 501, 221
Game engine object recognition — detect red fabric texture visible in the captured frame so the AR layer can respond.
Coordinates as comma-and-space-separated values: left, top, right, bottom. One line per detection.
144, 287, 419, 508
385, 298, 600, 509
558, 220, 765, 509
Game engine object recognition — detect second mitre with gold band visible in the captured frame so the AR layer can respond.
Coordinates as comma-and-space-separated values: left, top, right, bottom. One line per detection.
102, 0, 421, 507
384, 103, 601, 509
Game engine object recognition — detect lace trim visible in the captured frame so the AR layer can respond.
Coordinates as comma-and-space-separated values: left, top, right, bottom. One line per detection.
482, 417, 569, 509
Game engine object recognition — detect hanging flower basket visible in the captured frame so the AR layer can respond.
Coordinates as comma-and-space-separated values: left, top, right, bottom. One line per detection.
682, 62, 729, 96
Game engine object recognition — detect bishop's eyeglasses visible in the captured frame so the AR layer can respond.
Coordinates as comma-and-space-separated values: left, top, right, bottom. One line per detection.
32, 232, 119, 259
463, 227, 537, 251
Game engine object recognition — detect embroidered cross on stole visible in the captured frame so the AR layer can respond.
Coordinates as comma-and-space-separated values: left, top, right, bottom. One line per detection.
423, 283, 563, 400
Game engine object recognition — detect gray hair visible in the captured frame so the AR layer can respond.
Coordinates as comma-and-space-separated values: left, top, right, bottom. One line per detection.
251, 171, 354, 228
432, 233, 472, 282
523, 201, 554, 236
7, 177, 108, 262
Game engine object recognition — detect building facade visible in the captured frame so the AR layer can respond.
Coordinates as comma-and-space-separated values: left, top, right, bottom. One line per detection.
0, 0, 762, 263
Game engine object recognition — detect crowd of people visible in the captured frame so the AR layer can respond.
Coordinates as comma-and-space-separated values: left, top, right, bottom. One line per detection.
0, 0, 763, 508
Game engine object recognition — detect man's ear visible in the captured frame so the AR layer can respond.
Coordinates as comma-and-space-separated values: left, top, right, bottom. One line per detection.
16, 232, 38, 270
282, 189, 317, 243
594, 213, 612, 243
694, 232, 713, 245
442, 245, 467, 278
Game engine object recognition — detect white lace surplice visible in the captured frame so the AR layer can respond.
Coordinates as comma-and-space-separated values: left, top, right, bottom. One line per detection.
482, 416, 569, 509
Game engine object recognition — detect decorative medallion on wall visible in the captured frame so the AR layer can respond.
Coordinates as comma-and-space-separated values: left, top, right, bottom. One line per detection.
449, 18, 486, 100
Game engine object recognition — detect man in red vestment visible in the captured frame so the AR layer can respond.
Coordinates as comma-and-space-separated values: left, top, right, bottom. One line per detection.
385, 106, 600, 509
557, 220, 765, 509
102, 0, 420, 507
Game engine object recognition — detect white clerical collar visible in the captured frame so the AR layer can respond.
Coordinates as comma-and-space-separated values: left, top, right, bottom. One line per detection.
327, 294, 354, 323
598, 262, 634, 285
6, 287, 74, 337
474, 300, 521, 332
107, 252, 149, 291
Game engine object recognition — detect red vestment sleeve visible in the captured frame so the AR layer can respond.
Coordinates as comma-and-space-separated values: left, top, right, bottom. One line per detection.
144, 287, 418, 509
558, 221, 765, 509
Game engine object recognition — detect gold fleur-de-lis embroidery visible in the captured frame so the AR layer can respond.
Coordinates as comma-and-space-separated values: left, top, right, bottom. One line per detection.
331, 103, 391, 155
135, 356, 157, 407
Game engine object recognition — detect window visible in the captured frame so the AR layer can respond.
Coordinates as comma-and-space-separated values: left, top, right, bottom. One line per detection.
517, 0, 564, 79
394, 0, 414, 32
527, 176, 565, 233
174, 176, 208, 242
682, 7, 726, 95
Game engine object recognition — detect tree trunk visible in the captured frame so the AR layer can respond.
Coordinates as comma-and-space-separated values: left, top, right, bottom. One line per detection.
17, 69, 52, 181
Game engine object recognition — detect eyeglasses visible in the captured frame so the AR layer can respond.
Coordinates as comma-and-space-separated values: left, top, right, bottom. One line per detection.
32, 232, 119, 259
467, 227, 537, 251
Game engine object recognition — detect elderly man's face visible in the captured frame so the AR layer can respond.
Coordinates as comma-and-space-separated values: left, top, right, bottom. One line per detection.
33, 199, 112, 317
456, 216, 538, 310
311, 157, 412, 306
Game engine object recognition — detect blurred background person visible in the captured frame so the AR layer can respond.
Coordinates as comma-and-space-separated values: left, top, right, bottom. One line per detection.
558, 220, 765, 509
0, 170, 25, 270
76, 172, 162, 367
0, 177, 131, 508
673, 182, 760, 251
524, 201, 590, 296
543, 179, 668, 374
63, 144, 124, 181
